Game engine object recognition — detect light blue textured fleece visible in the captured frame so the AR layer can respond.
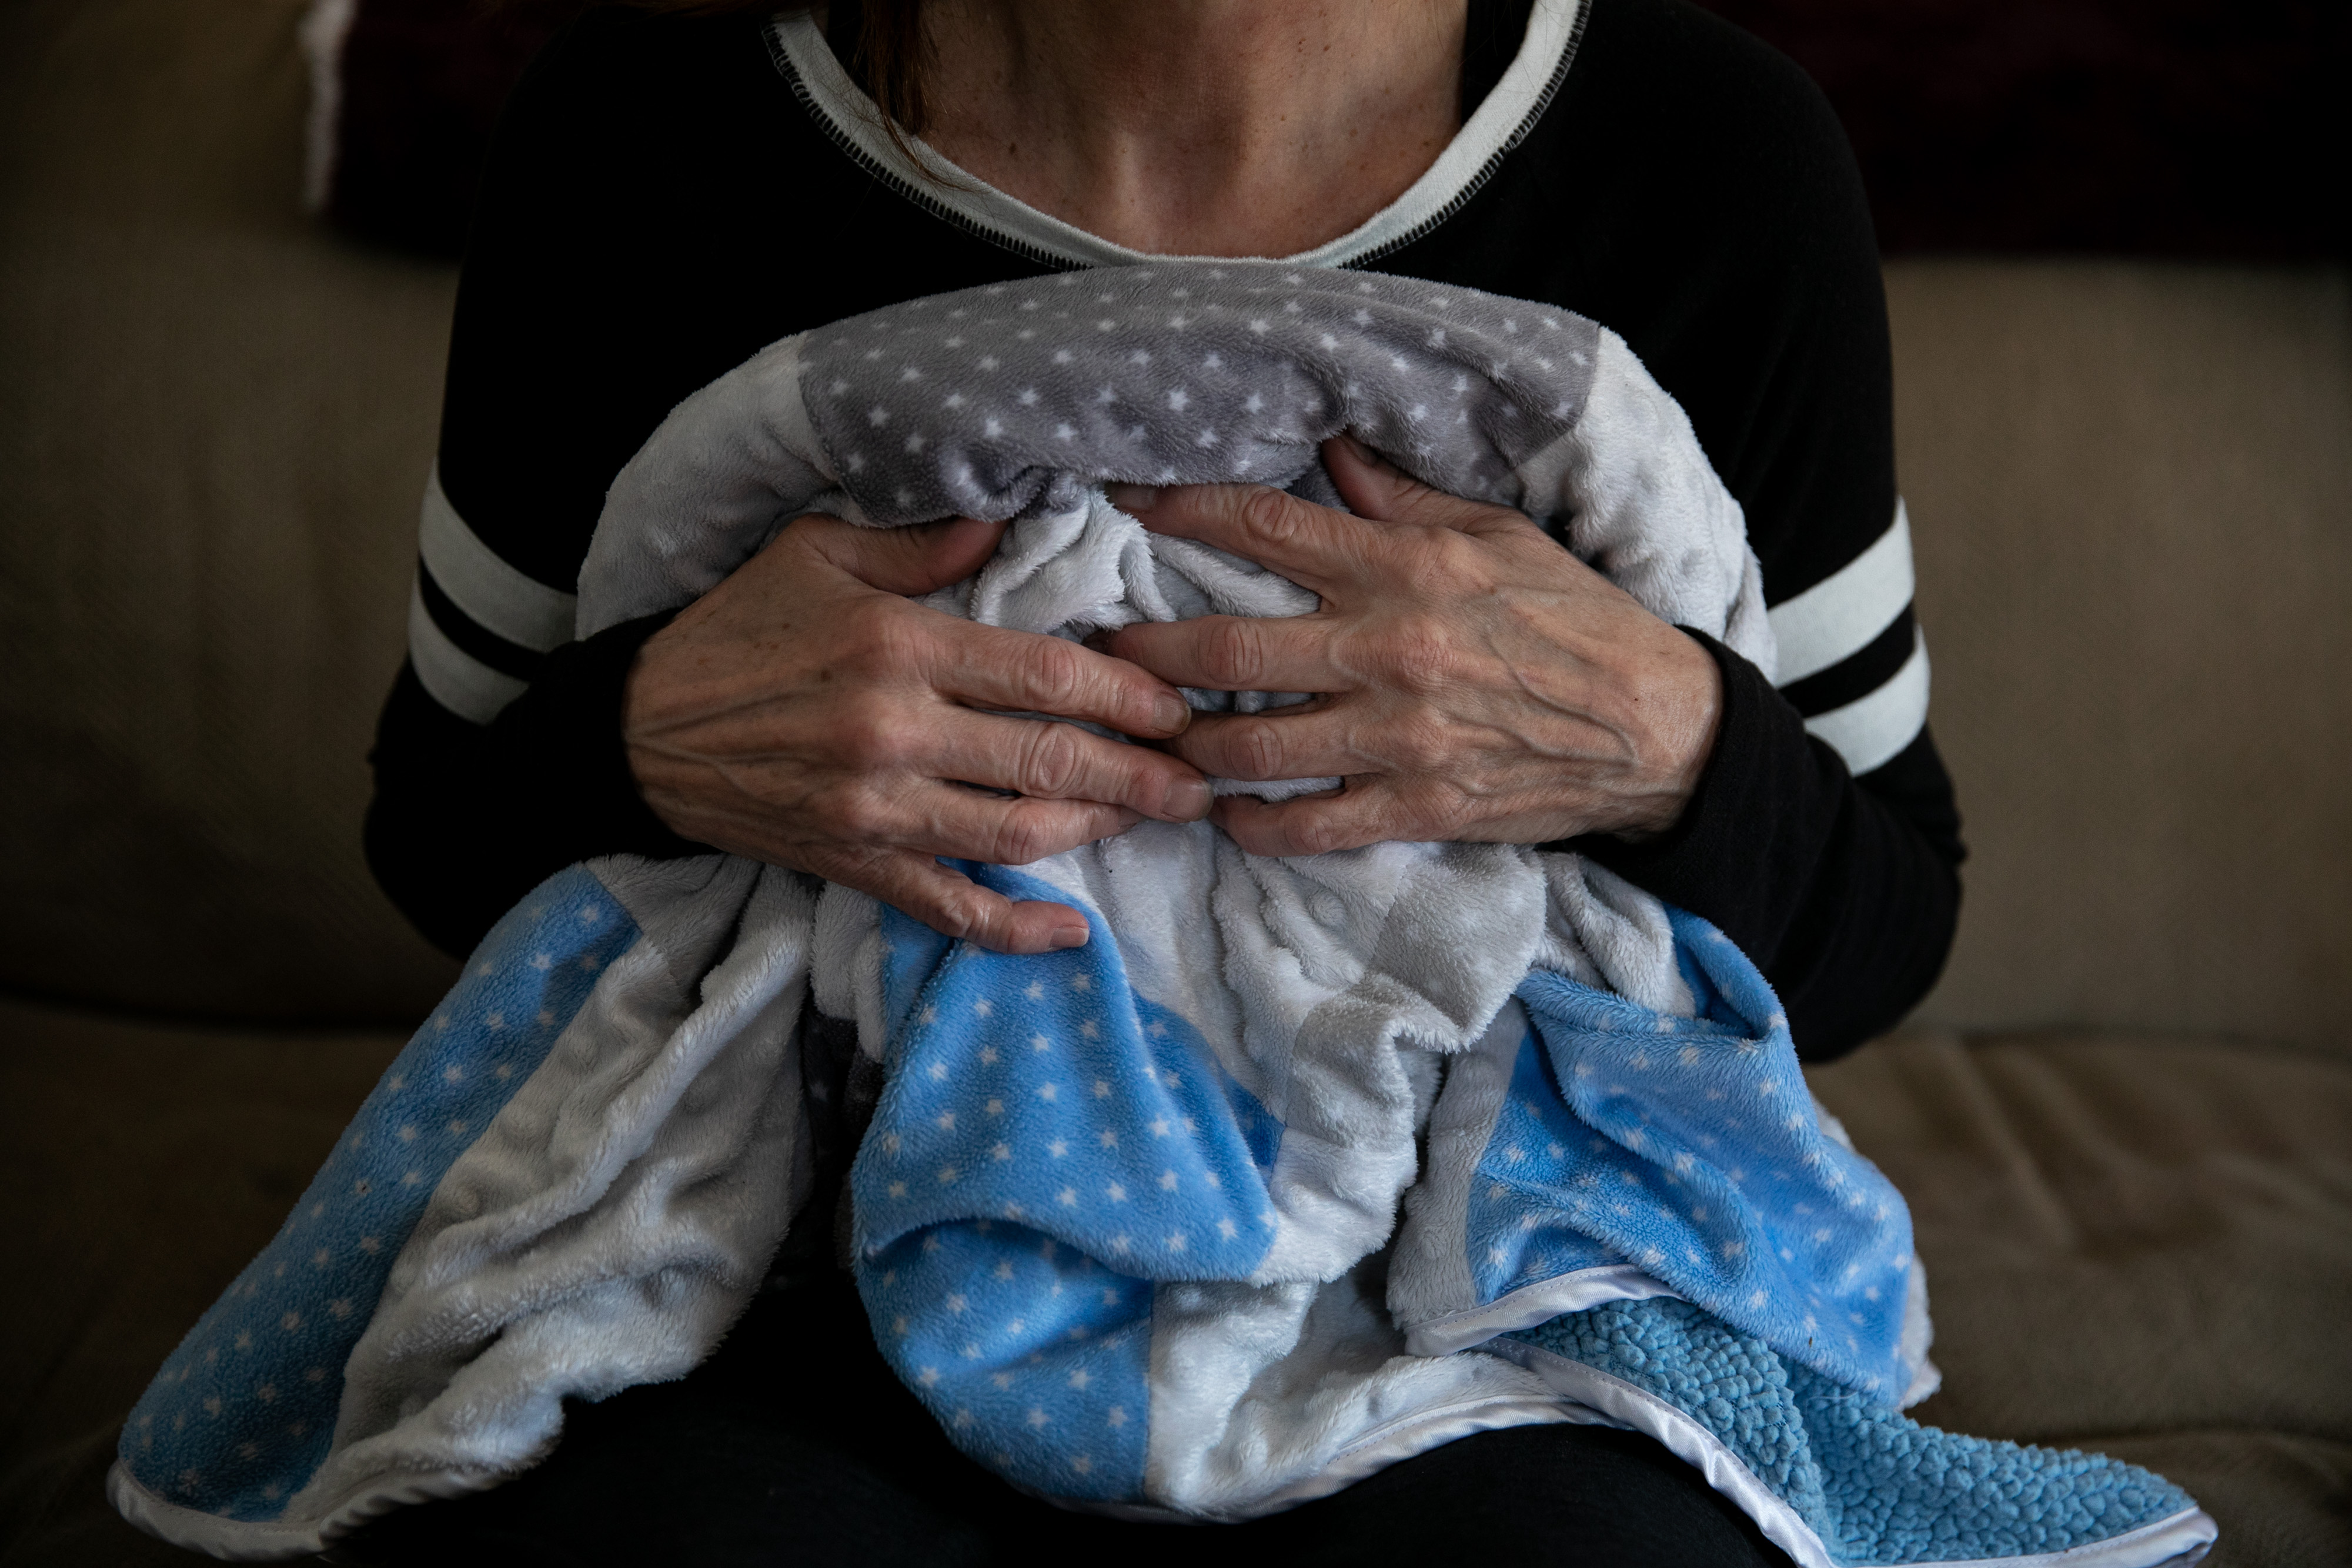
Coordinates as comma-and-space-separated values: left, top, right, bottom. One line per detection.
1509, 1298, 2200, 1566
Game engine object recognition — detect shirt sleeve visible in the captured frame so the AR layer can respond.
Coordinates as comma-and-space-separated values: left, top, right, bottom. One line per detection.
366, 7, 1063, 957
365, 14, 762, 955
1546, 0, 1965, 1058
1575, 638, 1963, 1061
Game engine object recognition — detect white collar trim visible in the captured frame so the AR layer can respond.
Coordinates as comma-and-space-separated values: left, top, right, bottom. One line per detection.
767, 0, 1584, 269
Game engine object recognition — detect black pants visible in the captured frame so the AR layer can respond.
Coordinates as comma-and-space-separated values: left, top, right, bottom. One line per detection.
338, 1276, 1789, 1567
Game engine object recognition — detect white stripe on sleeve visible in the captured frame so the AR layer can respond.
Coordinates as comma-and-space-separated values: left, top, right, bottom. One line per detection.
1802, 626, 1930, 776
418, 461, 580, 651
1767, 500, 1913, 686
408, 580, 527, 725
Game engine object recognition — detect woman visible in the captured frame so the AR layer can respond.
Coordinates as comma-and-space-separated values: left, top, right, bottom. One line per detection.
357, 1, 1962, 1560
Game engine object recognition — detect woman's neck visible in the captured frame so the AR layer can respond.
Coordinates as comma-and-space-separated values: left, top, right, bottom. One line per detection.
915, 1, 1469, 258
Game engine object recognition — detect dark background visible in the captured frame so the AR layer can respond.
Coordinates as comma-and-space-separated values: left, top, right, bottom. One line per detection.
325, 0, 2350, 260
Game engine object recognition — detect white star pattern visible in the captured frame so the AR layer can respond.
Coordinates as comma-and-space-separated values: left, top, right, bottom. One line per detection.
122, 872, 642, 1513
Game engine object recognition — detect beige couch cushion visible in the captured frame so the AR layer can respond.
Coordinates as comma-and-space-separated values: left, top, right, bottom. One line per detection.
0, 0, 457, 1024
0, 999, 404, 1564
1889, 263, 2352, 1057
1810, 1032, 2352, 1437
1807, 1029, 2352, 1564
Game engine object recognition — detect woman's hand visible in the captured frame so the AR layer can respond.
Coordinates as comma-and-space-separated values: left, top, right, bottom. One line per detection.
1104, 438, 1723, 857
623, 512, 1212, 954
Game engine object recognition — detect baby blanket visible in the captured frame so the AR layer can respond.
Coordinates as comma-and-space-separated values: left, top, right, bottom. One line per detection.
111, 264, 2213, 1566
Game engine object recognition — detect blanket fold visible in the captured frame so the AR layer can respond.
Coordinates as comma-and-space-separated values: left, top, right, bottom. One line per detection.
112, 263, 2211, 1565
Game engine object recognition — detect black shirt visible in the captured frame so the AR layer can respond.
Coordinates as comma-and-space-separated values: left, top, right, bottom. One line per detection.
367, 0, 1963, 1059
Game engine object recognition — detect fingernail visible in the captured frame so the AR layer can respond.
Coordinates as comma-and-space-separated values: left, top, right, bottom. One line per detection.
1107, 484, 1161, 514
1152, 692, 1192, 733
1165, 776, 1212, 821
1050, 923, 1090, 950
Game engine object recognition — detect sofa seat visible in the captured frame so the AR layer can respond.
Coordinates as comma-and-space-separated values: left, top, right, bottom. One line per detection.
1810, 1031, 2352, 1566
2, 995, 2346, 1564
0, 999, 403, 1566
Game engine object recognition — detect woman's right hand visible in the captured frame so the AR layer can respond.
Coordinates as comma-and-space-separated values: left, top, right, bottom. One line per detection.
622, 511, 1211, 954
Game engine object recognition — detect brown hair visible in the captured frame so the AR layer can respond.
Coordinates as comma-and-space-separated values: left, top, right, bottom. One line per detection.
825, 0, 931, 138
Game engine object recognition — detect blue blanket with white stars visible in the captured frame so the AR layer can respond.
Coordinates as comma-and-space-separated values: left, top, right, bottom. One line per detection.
113, 263, 2212, 1566
856, 880, 1932, 1486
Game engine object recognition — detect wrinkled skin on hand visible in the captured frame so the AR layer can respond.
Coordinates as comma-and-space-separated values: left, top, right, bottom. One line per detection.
624, 511, 1212, 955
624, 437, 1720, 952
1105, 437, 1723, 858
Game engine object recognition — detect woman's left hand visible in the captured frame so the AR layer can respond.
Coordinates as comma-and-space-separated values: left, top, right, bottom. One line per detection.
1103, 437, 1723, 857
